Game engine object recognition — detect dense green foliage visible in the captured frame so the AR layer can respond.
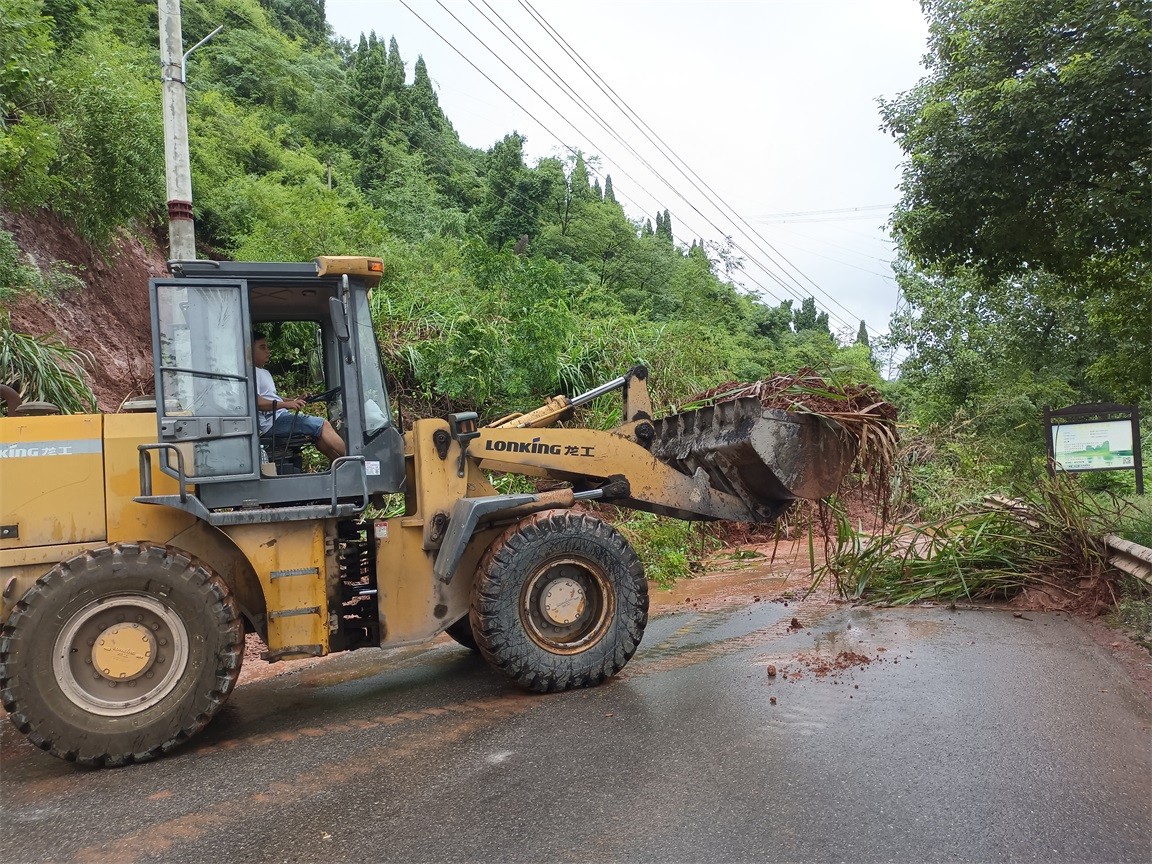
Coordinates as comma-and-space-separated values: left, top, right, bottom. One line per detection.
0, 0, 876, 422
882, 0, 1151, 493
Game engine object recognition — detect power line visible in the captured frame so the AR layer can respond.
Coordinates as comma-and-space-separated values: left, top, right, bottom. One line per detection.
758, 204, 893, 218
518, 0, 875, 331
435, 0, 866, 329
516, 0, 883, 337
450, 1, 828, 309
763, 235, 896, 281
399, 0, 803, 307
755, 214, 893, 225
774, 224, 895, 265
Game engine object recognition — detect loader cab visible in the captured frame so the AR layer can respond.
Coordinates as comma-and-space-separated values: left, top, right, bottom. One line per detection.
141, 257, 405, 522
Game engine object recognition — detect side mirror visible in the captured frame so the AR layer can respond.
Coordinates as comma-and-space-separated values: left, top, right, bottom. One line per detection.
329, 295, 350, 342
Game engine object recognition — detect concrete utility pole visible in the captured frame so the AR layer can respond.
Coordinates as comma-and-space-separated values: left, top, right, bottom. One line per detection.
158, 0, 196, 261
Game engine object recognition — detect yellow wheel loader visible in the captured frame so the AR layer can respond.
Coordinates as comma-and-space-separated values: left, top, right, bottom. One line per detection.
0, 256, 855, 766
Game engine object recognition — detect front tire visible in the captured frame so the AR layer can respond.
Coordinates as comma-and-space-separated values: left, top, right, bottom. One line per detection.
0, 543, 243, 766
445, 615, 479, 652
470, 510, 648, 693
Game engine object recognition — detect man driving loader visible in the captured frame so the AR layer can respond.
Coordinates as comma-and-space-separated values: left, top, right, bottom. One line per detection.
252, 329, 346, 462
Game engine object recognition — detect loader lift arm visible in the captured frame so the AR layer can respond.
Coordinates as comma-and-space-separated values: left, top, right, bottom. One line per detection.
470, 365, 854, 523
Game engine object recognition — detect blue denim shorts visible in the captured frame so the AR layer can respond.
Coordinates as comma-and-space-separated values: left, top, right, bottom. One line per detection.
267, 411, 324, 440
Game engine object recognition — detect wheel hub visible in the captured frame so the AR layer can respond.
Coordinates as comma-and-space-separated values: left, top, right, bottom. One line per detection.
521, 558, 614, 654
540, 577, 587, 626
91, 622, 156, 681
53, 594, 189, 716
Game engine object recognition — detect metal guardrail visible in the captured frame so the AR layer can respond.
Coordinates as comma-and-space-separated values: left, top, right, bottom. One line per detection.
985, 494, 1151, 588
1105, 534, 1152, 587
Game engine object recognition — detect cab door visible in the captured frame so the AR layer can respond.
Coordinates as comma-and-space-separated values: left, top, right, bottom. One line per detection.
150, 278, 258, 482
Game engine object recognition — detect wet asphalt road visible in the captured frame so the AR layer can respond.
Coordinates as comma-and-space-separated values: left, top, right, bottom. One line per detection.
2, 597, 1150, 864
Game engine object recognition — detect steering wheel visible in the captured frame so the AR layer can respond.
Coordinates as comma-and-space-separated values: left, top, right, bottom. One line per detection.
304, 386, 342, 404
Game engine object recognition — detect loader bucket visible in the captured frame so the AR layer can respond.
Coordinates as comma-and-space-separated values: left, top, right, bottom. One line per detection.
648, 397, 857, 521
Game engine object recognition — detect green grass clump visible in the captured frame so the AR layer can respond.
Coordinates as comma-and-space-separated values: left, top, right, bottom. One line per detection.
1110, 577, 1152, 654
1112, 496, 1152, 547
817, 474, 1118, 604
0, 313, 97, 413
616, 511, 717, 588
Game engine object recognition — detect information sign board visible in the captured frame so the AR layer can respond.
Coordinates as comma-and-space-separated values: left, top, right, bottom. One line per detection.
1043, 403, 1143, 493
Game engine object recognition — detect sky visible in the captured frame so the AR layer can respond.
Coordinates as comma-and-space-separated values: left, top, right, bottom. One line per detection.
325, 0, 930, 348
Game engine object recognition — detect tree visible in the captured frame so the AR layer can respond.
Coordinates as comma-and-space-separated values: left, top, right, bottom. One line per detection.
386, 36, 405, 90
568, 153, 592, 202
881, 0, 1149, 278
603, 174, 616, 204
261, 0, 328, 44
887, 262, 1105, 477
881, 0, 1150, 399
479, 133, 556, 247
855, 320, 869, 347
792, 297, 830, 335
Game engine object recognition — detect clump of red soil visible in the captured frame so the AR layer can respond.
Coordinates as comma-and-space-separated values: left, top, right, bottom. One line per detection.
793, 650, 873, 679
1008, 572, 1118, 617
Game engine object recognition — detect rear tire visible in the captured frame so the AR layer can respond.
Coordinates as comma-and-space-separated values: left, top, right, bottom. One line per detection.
470, 510, 648, 693
0, 543, 243, 766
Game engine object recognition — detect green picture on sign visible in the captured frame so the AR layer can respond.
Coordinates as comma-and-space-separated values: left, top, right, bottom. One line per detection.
1050, 420, 1135, 471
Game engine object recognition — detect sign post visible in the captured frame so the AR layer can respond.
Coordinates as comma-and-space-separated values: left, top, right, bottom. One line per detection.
1044, 403, 1143, 494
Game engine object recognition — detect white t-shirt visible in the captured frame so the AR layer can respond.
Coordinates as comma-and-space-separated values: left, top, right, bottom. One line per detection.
255, 366, 288, 435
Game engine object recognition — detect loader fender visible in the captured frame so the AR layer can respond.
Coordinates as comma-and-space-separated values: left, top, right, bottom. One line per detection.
433, 493, 538, 583
2, 522, 265, 638
161, 520, 267, 639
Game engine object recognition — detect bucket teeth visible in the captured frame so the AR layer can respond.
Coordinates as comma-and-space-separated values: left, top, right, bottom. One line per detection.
649, 398, 856, 520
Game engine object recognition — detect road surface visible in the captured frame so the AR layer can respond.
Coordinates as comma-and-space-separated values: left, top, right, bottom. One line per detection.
2, 559, 1150, 863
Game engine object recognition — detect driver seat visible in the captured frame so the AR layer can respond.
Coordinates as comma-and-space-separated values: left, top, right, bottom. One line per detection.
259, 419, 315, 476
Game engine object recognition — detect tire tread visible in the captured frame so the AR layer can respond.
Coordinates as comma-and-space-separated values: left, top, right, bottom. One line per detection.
470, 510, 648, 693
0, 542, 243, 766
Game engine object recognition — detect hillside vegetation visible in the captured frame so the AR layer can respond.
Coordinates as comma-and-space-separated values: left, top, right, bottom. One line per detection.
0, 0, 879, 423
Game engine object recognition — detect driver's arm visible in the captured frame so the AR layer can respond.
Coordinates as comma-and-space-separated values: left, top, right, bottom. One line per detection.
257, 395, 304, 411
